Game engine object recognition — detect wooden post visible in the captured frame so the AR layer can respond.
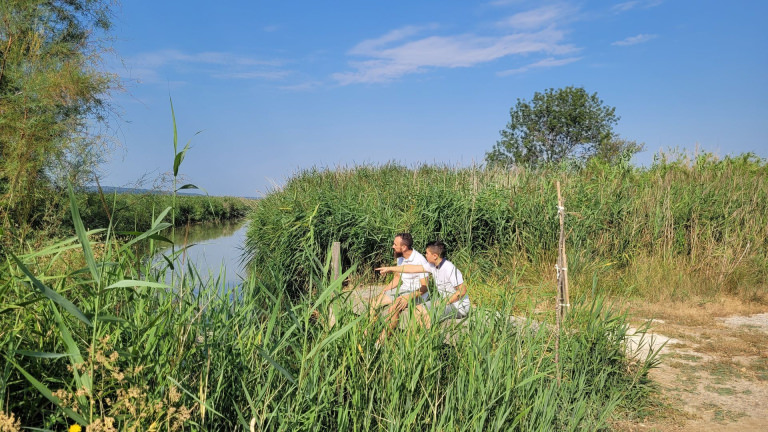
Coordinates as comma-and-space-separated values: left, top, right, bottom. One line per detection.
331, 241, 341, 281
555, 181, 570, 385
329, 241, 341, 328
556, 182, 570, 321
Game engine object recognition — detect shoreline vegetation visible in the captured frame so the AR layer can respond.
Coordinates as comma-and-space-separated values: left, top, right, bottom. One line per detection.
1, 151, 766, 430
245, 152, 767, 306
75, 192, 255, 232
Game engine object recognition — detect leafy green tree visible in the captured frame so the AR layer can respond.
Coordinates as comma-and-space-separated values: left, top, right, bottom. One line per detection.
0, 0, 116, 230
486, 86, 642, 168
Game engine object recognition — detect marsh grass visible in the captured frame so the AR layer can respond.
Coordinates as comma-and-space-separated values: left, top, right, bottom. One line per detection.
244, 153, 768, 305
0, 192, 660, 430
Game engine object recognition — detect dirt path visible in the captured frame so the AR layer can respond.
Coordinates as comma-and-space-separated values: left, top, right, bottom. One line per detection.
620, 311, 768, 431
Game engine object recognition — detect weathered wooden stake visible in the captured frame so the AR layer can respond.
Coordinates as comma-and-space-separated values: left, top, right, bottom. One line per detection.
555, 181, 570, 385
331, 241, 341, 281
329, 241, 341, 328
556, 182, 570, 321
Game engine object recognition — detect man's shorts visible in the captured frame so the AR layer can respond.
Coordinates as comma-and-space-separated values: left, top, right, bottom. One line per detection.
382, 288, 428, 306
423, 299, 470, 322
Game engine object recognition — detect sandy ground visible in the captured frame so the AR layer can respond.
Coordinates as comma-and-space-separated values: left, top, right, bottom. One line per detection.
620, 312, 768, 431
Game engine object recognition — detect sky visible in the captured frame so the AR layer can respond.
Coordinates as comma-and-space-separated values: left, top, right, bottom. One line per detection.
101, 0, 768, 197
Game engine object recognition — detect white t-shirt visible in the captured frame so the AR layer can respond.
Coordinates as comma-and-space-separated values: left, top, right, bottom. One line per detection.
422, 259, 470, 308
396, 250, 430, 294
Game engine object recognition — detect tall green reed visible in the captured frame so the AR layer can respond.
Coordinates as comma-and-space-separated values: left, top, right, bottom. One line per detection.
244, 154, 768, 301
0, 193, 659, 430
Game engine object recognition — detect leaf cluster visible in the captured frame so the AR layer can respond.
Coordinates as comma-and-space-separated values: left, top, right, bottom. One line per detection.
486, 86, 641, 168
0, 0, 117, 231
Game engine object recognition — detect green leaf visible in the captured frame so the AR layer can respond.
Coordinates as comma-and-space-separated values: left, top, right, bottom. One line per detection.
118, 222, 172, 253
167, 376, 223, 417
173, 146, 188, 177
306, 316, 363, 361
95, 314, 131, 325
255, 346, 296, 385
51, 305, 92, 394
171, 96, 178, 154
5, 355, 89, 425
68, 182, 100, 285
14, 350, 71, 359
176, 183, 198, 191
153, 206, 173, 228
9, 253, 91, 326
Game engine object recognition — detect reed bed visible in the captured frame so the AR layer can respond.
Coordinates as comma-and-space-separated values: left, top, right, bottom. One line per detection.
75, 193, 254, 232
244, 153, 768, 303
0, 194, 659, 429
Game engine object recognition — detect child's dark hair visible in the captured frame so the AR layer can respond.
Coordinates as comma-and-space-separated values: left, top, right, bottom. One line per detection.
396, 232, 413, 250
425, 240, 446, 258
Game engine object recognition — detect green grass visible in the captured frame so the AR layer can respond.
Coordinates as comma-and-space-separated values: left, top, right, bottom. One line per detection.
74, 192, 255, 232
244, 154, 768, 303
0, 189, 660, 430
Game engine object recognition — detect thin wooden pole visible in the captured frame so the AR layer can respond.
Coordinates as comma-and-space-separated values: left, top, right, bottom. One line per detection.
331, 241, 341, 281
556, 182, 570, 320
555, 181, 570, 385
329, 241, 341, 328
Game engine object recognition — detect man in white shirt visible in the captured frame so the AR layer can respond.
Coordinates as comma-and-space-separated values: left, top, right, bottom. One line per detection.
377, 240, 470, 328
368, 233, 429, 339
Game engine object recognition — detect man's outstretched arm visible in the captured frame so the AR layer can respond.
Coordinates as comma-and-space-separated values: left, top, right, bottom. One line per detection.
376, 264, 428, 274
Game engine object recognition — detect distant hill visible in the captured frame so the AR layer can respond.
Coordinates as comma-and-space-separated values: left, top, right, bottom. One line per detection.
85, 186, 202, 196
84, 186, 258, 199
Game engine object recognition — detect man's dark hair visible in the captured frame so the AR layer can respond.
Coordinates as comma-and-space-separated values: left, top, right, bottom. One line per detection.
425, 240, 446, 258
395, 232, 413, 250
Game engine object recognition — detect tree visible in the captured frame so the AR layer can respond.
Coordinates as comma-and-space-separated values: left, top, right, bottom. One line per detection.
486, 86, 642, 168
0, 0, 117, 230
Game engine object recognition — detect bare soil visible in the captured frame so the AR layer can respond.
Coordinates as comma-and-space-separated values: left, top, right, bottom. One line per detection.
618, 308, 768, 431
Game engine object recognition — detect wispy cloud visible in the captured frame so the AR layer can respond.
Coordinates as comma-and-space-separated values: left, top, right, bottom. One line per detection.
334, 25, 577, 85
333, 2, 588, 85
279, 81, 323, 92
612, 0, 663, 13
611, 34, 657, 46
497, 56, 582, 76
496, 4, 577, 30
118, 49, 290, 84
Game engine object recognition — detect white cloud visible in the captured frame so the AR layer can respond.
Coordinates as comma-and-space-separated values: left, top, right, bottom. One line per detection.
612, 0, 663, 13
497, 4, 576, 30
279, 81, 323, 92
611, 34, 657, 46
118, 49, 289, 83
334, 26, 577, 85
497, 56, 582, 76
349, 25, 437, 56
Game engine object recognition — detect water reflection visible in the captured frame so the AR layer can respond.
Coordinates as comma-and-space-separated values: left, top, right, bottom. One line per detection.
155, 219, 249, 286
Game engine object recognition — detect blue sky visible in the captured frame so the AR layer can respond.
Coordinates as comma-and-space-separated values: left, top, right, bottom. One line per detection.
102, 0, 768, 197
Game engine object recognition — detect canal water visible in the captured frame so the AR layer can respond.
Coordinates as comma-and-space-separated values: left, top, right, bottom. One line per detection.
155, 219, 249, 287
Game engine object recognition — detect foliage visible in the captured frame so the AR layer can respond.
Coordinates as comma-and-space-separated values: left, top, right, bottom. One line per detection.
244, 154, 768, 301
0, 201, 659, 428
0, 0, 117, 231
75, 193, 254, 232
486, 87, 642, 167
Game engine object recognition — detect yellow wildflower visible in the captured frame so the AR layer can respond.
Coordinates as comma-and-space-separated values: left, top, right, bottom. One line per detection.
69, 425, 82, 432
